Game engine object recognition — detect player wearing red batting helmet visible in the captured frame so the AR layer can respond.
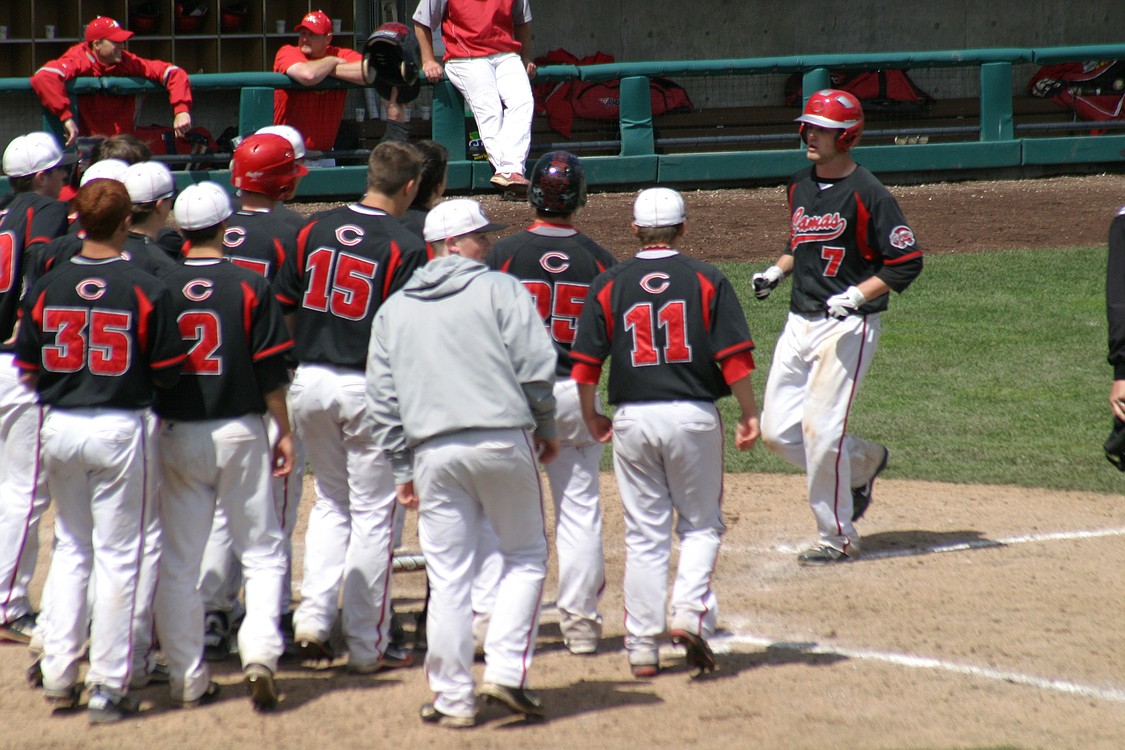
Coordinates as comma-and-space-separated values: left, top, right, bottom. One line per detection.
752, 88, 923, 566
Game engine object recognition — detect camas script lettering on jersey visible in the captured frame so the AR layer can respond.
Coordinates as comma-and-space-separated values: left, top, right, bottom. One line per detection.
791, 208, 847, 245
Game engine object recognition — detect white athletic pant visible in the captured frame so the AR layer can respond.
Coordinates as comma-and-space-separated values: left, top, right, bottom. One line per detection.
444, 52, 534, 176
542, 379, 605, 644
761, 312, 887, 554
0, 354, 49, 624
155, 416, 286, 700
198, 415, 305, 616
414, 428, 548, 720
289, 364, 398, 668
611, 401, 724, 663
39, 409, 156, 697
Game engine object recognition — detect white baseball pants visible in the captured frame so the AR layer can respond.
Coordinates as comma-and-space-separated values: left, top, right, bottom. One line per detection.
38, 409, 156, 697
414, 428, 548, 720
543, 378, 605, 645
761, 312, 887, 554
155, 416, 286, 701
611, 401, 724, 664
0, 354, 49, 625
444, 52, 534, 176
289, 364, 398, 668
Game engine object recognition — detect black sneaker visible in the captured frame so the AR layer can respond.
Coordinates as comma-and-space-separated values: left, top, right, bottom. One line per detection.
419, 702, 475, 729
852, 447, 889, 522
478, 682, 545, 719
669, 629, 717, 675
87, 685, 140, 724
202, 611, 230, 662
244, 663, 278, 711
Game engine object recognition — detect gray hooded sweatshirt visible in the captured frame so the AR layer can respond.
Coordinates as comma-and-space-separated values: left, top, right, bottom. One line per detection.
366, 254, 558, 484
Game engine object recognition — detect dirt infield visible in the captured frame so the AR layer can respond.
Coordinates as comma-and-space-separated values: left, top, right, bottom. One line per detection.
2, 175, 1125, 750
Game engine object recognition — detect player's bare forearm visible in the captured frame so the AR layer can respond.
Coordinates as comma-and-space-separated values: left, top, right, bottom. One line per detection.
774, 254, 794, 275
729, 376, 760, 451
535, 436, 560, 464
396, 481, 419, 509
514, 23, 535, 78
578, 382, 613, 443
333, 60, 366, 85
17, 371, 38, 390
287, 57, 341, 86
856, 275, 892, 304
415, 24, 443, 81
264, 386, 295, 476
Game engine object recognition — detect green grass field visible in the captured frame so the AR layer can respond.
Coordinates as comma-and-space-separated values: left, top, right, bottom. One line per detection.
697, 247, 1119, 493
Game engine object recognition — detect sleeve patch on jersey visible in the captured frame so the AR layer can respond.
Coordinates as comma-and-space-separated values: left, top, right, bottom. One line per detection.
889, 225, 916, 250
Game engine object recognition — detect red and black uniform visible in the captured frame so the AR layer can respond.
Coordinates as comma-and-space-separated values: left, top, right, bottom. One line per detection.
488, 221, 617, 378
784, 165, 924, 314
30, 46, 192, 138
124, 232, 180, 276
1107, 208, 1125, 376
15, 256, 185, 408
222, 209, 297, 283
273, 204, 428, 369
570, 249, 756, 404
31, 231, 178, 287
0, 193, 70, 350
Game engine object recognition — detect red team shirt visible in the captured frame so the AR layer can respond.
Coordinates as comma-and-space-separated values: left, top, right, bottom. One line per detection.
487, 221, 617, 378
570, 250, 756, 405
273, 44, 363, 152
31, 46, 192, 138
15, 256, 187, 409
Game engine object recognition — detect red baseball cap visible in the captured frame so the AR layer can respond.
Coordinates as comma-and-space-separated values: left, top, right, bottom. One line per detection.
295, 11, 332, 35
85, 16, 134, 43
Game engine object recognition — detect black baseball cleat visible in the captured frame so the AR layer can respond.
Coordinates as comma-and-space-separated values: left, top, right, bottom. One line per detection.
851, 446, 889, 522
295, 634, 334, 664
244, 663, 278, 711
420, 702, 476, 729
669, 629, 717, 675
478, 682, 545, 719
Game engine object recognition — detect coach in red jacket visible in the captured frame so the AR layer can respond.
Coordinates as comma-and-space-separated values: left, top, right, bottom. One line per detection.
30, 16, 193, 147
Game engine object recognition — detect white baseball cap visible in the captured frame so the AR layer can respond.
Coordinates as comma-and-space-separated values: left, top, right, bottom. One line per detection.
79, 158, 129, 187
423, 198, 508, 242
255, 124, 307, 160
123, 161, 175, 203
633, 187, 687, 228
174, 182, 233, 231
2, 132, 78, 178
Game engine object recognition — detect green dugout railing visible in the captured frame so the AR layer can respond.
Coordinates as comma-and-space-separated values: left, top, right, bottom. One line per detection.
3, 43, 1125, 197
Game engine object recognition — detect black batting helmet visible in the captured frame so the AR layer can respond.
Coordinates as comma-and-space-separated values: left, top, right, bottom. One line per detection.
529, 151, 586, 214
362, 22, 422, 104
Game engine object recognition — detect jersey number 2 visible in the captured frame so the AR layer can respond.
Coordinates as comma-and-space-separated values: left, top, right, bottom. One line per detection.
178, 311, 222, 375
624, 301, 692, 367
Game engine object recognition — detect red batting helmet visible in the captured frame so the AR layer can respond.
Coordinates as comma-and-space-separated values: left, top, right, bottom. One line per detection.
796, 88, 864, 151
529, 151, 587, 214
231, 134, 307, 202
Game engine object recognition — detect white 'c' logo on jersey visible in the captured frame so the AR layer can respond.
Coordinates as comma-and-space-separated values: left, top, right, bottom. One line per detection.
639, 272, 671, 294
539, 252, 571, 273
223, 226, 247, 248
183, 279, 214, 302
76, 278, 107, 300
336, 224, 365, 246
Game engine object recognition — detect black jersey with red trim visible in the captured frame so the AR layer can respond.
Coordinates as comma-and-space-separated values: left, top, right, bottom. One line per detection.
487, 221, 618, 378
0, 192, 70, 349
33, 231, 179, 287
784, 164, 924, 315
222, 209, 296, 282
570, 249, 755, 405
154, 258, 293, 421
14, 255, 186, 409
273, 203, 428, 370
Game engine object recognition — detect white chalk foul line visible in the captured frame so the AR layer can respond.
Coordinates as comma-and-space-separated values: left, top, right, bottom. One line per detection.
711, 633, 1125, 704
775, 526, 1125, 560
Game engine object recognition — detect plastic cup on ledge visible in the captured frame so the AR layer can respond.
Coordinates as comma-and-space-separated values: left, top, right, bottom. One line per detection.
332, 19, 342, 34
275, 20, 285, 34
45, 25, 56, 39
355, 108, 366, 122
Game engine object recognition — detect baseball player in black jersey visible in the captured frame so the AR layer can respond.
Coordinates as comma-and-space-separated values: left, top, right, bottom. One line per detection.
197, 133, 307, 660
152, 182, 295, 712
1109, 204, 1125, 420
752, 89, 924, 566
570, 187, 759, 678
0, 133, 75, 645
487, 151, 615, 655
273, 140, 427, 671
14, 180, 186, 723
